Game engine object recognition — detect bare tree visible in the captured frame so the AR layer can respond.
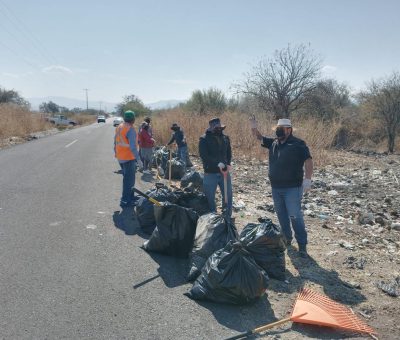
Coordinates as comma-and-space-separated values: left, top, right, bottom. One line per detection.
234, 44, 322, 119
359, 72, 400, 153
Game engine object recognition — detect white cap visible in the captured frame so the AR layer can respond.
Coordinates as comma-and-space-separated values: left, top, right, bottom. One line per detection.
277, 118, 292, 127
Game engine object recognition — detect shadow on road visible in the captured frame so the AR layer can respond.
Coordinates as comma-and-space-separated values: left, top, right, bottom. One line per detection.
140, 172, 154, 183
195, 295, 278, 335
141, 251, 189, 288
112, 208, 149, 238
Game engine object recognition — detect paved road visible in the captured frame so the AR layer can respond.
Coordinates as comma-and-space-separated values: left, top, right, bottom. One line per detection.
0, 120, 275, 339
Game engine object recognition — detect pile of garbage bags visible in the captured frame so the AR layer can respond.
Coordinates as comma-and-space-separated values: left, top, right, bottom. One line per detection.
152, 146, 192, 180
142, 202, 198, 258
136, 187, 180, 234
239, 218, 287, 281
187, 213, 238, 282
136, 181, 286, 306
180, 171, 203, 191
185, 241, 269, 304
164, 158, 186, 180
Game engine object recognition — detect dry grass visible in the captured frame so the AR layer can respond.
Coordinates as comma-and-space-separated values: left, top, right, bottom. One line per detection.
70, 114, 96, 125
0, 104, 52, 139
149, 109, 340, 167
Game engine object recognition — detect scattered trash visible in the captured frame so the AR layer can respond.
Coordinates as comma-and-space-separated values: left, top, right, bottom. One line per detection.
343, 256, 366, 270
86, 224, 97, 229
339, 240, 355, 250
376, 276, 400, 297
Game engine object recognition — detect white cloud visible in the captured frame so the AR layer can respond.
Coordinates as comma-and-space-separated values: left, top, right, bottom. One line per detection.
322, 65, 337, 74
42, 65, 73, 74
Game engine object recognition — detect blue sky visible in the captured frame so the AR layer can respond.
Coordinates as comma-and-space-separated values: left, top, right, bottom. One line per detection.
1, 0, 399, 106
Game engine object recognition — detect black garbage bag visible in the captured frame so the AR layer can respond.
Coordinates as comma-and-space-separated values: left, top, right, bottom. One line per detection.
180, 171, 204, 191
186, 154, 193, 167
239, 218, 286, 281
186, 241, 269, 304
152, 147, 173, 171
175, 190, 210, 216
142, 203, 199, 258
187, 213, 238, 282
164, 158, 186, 180
136, 197, 156, 234
135, 187, 180, 234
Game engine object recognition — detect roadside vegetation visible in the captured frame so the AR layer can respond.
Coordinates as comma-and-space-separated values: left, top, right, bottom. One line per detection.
1, 44, 399, 158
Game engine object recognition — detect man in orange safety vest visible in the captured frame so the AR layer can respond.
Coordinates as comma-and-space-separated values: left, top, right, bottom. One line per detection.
114, 110, 143, 208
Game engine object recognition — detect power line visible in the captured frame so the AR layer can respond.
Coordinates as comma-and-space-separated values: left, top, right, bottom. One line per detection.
0, 0, 59, 66
0, 39, 43, 71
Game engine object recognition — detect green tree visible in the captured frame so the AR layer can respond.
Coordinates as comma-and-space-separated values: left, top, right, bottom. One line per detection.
186, 87, 227, 115
300, 79, 351, 120
116, 94, 151, 117
39, 101, 60, 114
0, 86, 30, 108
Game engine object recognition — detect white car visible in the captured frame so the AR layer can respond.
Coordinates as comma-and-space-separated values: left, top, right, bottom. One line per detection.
97, 115, 106, 123
113, 117, 123, 127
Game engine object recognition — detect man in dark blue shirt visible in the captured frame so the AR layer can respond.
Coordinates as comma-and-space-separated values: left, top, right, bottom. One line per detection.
250, 116, 313, 258
167, 123, 188, 166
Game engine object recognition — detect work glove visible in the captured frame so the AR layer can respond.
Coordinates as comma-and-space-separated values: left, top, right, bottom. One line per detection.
302, 178, 312, 193
218, 162, 227, 172
249, 115, 258, 129
136, 159, 143, 169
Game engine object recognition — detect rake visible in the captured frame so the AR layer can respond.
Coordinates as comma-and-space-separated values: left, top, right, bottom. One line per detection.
224, 288, 376, 339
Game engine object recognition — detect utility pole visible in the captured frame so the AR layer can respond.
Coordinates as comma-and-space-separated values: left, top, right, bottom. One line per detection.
83, 88, 89, 110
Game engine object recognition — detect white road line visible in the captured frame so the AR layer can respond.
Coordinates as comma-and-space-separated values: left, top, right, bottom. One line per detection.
65, 139, 78, 148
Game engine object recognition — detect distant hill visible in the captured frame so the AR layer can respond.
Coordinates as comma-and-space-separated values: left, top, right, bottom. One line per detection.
28, 96, 186, 111
28, 96, 118, 111
146, 99, 185, 110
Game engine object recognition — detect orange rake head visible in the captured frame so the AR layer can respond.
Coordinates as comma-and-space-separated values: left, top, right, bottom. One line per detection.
291, 288, 376, 335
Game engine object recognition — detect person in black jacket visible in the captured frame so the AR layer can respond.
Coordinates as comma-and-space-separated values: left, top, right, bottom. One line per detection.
167, 123, 188, 166
199, 117, 233, 217
250, 116, 313, 258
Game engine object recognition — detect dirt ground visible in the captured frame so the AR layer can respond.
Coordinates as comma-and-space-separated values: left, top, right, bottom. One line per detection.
186, 150, 400, 340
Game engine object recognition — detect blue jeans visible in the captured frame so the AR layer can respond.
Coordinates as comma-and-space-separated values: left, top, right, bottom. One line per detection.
203, 172, 232, 217
177, 146, 188, 166
120, 160, 137, 206
272, 186, 307, 246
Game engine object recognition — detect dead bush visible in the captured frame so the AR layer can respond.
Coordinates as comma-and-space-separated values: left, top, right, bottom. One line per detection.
0, 104, 52, 139
150, 110, 339, 167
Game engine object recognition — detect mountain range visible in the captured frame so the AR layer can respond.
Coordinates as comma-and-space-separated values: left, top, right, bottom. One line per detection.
27, 97, 185, 111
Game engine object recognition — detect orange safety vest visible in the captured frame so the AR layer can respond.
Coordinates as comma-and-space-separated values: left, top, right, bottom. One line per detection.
115, 123, 137, 161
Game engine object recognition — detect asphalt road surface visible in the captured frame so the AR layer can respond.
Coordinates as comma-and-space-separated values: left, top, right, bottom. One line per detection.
0, 120, 276, 339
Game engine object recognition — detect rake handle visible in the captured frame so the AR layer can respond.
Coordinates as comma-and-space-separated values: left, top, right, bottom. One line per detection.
168, 148, 172, 186
223, 313, 307, 340
132, 188, 162, 206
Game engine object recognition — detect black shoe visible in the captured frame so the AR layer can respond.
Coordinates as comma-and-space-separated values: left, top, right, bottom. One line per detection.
298, 244, 309, 258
